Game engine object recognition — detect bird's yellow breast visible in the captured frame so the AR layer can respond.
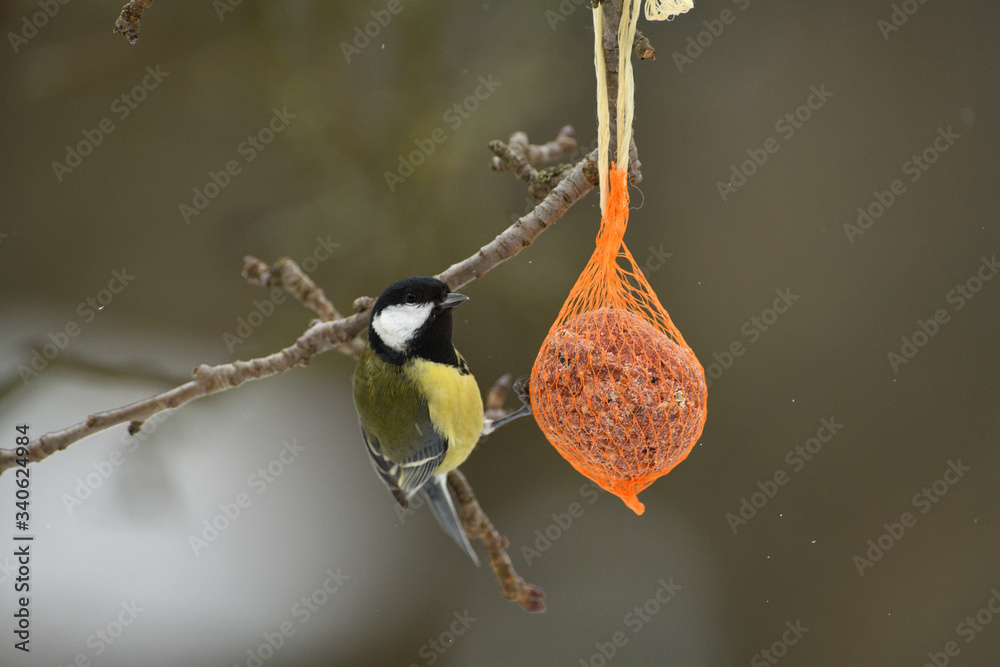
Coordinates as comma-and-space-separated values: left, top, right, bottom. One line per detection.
406, 357, 484, 474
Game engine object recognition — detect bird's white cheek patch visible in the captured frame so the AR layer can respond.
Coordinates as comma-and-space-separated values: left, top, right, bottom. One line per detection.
372, 303, 433, 352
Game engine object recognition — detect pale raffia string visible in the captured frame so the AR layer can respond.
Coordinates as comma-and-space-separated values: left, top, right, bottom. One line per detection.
644, 0, 694, 22
593, 0, 695, 204
615, 0, 643, 168
593, 0, 648, 209
593, 6, 610, 214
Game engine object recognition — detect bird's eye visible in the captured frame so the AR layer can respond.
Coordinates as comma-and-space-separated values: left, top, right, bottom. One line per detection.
405, 292, 418, 304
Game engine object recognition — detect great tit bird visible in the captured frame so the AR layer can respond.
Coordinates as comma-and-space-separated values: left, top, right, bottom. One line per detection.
352, 276, 486, 564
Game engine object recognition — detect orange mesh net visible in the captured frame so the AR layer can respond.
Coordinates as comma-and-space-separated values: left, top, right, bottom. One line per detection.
530, 163, 707, 514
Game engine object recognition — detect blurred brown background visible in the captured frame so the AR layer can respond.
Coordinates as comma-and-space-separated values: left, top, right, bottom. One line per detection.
1, 1, 998, 665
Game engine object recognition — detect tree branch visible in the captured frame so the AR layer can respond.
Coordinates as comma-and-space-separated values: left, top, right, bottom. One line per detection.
2, 133, 599, 475
438, 146, 597, 289
449, 469, 545, 613
1, 314, 368, 473
634, 29, 656, 61
73, 0, 646, 614
600, 1, 643, 185
490, 126, 577, 174
242, 255, 366, 358
113, 0, 155, 45
0, 134, 598, 476
489, 127, 582, 203
483, 373, 515, 422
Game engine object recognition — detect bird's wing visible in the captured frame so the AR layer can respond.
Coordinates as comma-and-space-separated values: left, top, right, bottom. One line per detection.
361, 418, 447, 507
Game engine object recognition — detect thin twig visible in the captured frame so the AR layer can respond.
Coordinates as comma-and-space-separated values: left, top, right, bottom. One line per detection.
467, 372, 545, 610
242, 255, 366, 358
490, 127, 579, 201
634, 29, 655, 60
489, 137, 537, 183
113, 0, 154, 45
438, 147, 597, 289
448, 469, 546, 613
0, 314, 367, 473
484, 374, 513, 422
242, 256, 341, 321
490, 126, 577, 174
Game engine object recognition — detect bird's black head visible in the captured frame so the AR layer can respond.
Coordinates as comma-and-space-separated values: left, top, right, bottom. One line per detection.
368, 276, 468, 366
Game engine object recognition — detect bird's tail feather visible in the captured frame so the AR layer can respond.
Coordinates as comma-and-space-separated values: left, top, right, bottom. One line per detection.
423, 475, 480, 566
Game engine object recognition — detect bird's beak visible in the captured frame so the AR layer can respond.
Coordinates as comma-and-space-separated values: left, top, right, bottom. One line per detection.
439, 292, 469, 309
